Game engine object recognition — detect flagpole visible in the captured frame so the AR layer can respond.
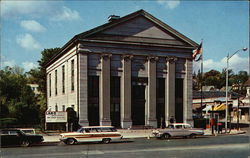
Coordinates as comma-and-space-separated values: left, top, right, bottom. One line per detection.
200, 39, 203, 118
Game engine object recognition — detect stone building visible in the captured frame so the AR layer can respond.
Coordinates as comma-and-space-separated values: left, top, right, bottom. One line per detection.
45, 10, 198, 128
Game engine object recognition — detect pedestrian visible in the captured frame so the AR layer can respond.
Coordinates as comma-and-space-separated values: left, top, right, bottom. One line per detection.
170, 116, 175, 124
161, 117, 166, 129
217, 122, 223, 134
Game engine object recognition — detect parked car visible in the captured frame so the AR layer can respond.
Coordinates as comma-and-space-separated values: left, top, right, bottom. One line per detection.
60, 126, 122, 145
0, 129, 44, 147
152, 123, 204, 139
17, 128, 36, 135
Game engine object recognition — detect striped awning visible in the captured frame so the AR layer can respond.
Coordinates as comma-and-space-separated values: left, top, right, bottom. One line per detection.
213, 104, 226, 111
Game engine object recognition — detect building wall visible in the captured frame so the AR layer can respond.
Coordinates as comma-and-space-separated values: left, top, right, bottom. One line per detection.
46, 12, 195, 128
47, 48, 192, 128
47, 46, 78, 112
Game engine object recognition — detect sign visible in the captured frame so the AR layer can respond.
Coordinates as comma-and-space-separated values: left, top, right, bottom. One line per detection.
233, 100, 239, 108
45, 111, 67, 123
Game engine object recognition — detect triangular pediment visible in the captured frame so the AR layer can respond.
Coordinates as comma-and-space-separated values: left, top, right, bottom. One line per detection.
79, 10, 198, 47
102, 16, 176, 40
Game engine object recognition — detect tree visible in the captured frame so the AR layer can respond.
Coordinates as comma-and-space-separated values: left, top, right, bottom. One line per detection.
203, 70, 221, 89
28, 48, 60, 94
0, 66, 39, 127
193, 68, 248, 95
27, 48, 60, 127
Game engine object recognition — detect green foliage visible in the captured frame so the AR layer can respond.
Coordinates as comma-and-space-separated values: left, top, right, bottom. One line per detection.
0, 48, 60, 128
28, 48, 60, 94
193, 69, 249, 95
0, 67, 39, 127
27, 48, 60, 128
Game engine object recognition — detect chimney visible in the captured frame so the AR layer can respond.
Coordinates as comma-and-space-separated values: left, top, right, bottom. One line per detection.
108, 15, 120, 22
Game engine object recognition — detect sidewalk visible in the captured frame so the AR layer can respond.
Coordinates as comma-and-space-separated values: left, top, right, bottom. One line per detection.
42, 129, 246, 143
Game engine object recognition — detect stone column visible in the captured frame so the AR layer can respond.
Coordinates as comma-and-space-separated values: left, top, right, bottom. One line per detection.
100, 54, 112, 126
165, 56, 177, 126
184, 59, 193, 126
78, 53, 89, 126
146, 56, 158, 128
121, 55, 133, 128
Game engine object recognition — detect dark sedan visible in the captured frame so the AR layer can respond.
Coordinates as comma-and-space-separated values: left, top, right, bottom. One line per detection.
0, 129, 44, 147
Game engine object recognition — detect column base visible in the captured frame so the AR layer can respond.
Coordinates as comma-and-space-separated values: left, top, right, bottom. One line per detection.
147, 120, 157, 128
121, 120, 132, 129
79, 119, 89, 127
100, 120, 112, 126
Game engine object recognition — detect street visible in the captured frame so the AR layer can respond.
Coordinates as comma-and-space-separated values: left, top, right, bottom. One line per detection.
1, 134, 249, 158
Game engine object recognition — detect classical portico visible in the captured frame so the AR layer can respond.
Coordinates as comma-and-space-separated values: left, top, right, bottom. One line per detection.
46, 9, 198, 129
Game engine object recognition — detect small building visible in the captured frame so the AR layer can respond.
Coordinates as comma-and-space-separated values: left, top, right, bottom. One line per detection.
45, 10, 198, 128
27, 83, 40, 96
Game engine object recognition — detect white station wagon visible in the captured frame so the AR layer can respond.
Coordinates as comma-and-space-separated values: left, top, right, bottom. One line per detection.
152, 123, 204, 139
60, 126, 122, 145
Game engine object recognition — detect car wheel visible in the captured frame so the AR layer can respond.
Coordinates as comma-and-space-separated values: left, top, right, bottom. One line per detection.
66, 138, 76, 145
189, 134, 196, 139
21, 140, 30, 147
161, 134, 170, 140
102, 138, 111, 144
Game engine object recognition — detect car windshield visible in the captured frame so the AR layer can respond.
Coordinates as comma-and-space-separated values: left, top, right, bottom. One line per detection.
21, 129, 35, 134
167, 125, 174, 129
77, 128, 84, 133
184, 125, 192, 128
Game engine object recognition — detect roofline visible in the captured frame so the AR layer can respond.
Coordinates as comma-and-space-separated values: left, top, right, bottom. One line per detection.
44, 36, 78, 68
45, 9, 199, 67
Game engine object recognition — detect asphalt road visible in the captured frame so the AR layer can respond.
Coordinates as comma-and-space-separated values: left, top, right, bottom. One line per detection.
1, 134, 249, 158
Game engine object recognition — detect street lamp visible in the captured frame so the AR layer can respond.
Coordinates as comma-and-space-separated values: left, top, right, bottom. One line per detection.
225, 47, 248, 133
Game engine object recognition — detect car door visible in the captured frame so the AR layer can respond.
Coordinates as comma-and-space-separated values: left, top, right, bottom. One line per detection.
1, 130, 10, 146
183, 125, 192, 136
8, 130, 21, 145
174, 125, 185, 136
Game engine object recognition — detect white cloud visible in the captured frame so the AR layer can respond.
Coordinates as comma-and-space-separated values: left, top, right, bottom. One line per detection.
22, 62, 38, 71
1, 1, 52, 18
2, 60, 16, 68
157, 0, 180, 9
51, 6, 81, 21
193, 54, 249, 73
20, 20, 46, 32
16, 33, 42, 50
1, 1, 81, 21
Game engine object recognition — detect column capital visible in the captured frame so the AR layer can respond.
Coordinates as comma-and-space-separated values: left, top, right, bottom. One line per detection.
100, 53, 112, 60
166, 56, 178, 63
122, 54, 133, 61
147, 56, 159, 62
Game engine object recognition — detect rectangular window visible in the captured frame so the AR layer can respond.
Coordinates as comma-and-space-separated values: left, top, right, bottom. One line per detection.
55, 70, 57, 95
55, 105, 58, 111
62, 105, 65, 112
71, 60, 74, 91
49, 74, 51, 97
62, 65, 65, 94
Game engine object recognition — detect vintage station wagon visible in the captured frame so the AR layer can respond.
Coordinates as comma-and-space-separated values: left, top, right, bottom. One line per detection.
60, 126, 122, 145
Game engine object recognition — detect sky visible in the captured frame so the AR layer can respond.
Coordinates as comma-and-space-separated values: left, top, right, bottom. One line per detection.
1, 0, 249, 73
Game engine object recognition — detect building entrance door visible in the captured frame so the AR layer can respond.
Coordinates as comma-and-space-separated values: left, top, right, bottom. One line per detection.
132, 85, 145, 125
175, 78, 183, 123
88, 103, 99, 126
110, 103, 120, 127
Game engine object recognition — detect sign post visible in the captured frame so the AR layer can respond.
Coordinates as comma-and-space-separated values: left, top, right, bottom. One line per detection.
45, 111, 68, 130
